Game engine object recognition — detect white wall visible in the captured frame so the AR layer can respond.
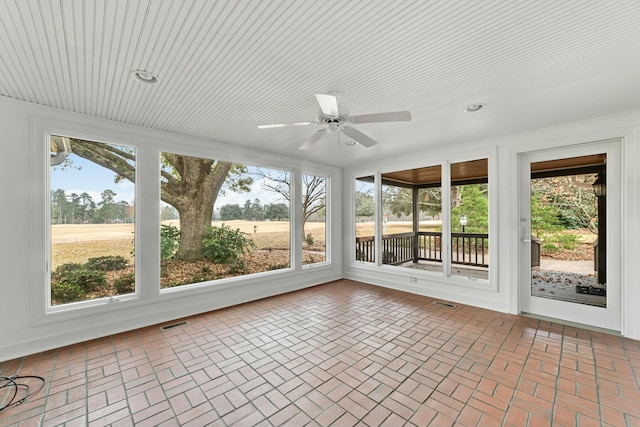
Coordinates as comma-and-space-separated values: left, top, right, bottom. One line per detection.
343, 110, 640, 340
0, 96, 343, 361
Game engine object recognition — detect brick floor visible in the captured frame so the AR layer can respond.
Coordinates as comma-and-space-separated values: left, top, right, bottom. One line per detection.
1, 280, 639, 426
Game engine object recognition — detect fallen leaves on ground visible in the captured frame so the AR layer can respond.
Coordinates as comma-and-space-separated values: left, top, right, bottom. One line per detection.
541, 242, 594, 261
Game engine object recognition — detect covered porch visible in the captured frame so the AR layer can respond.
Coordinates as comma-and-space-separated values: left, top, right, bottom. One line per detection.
356, 159, 490, 279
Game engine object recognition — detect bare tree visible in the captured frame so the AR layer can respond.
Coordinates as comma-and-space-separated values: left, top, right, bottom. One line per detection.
256, 169, 326, 236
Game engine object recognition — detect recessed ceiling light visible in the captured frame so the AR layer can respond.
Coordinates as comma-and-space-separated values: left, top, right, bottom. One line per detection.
131, 70, 159, 84
346, 141, 357, 146
464, 103, 485, 113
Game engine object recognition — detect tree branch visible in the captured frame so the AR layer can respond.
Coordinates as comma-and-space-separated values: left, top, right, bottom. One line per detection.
71, 139, 136, 184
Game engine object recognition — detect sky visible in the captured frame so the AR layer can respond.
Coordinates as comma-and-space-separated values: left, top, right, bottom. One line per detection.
51, 153, 287, 209
51, 154, 135, 204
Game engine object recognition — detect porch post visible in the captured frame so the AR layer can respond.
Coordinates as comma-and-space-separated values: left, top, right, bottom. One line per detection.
597, 171, 607, 285
592, 167, 607, 285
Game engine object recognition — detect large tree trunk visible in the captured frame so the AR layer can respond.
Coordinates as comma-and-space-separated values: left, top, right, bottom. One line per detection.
69, 139, 234, 261
161, 156, 232, 261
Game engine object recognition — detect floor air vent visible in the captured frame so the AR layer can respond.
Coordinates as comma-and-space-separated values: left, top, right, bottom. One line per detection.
433, 301, 456, 308
160, 321, 188, 330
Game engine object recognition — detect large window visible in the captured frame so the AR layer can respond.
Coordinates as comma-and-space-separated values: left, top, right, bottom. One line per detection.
159, 153, 291, 289
302, 174, 327, 265
49, 136, 136, 306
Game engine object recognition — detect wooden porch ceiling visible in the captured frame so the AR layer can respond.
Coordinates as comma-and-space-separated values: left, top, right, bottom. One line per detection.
380, 154, 606, 187
382, 159, 488, 187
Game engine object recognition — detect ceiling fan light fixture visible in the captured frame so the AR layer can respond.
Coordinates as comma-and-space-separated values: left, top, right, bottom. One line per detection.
464, 103, 485, 113
131, 70, 159, 84
326, 121, 340, 132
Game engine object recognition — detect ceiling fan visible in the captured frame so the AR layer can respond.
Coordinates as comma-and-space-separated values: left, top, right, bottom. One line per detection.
258, 93, 411, 150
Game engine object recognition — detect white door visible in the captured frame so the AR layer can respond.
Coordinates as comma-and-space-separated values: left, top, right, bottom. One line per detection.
518, 141, 621, 331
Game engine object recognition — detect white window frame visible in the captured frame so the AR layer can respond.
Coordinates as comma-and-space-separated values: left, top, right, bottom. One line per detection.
30, 118, 141, 325
349, 147, 498, 292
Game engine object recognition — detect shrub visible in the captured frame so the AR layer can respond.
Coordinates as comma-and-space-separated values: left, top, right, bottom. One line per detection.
85, 255, 128, 271
51, 282, 86, 304
51, 263, 84, 281
541, 233, 579, 254
113, 273, 136, 295
202, 224, 255, 265
64, 269, 106, 292
51, 263, 106, 293
304, 233, 314, 246
161, 224, 180, 261
555, 233, 578, 250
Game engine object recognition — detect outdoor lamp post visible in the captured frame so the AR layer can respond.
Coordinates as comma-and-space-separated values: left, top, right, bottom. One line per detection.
592, 173, 606, 197
459, 215, 467, 233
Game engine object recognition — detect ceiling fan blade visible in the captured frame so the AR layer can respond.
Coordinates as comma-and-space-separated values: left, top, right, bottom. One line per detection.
299, 129, 327, 150
342, 126, 378, 148
258, 121, 314, 129
349, 111, 412, 124
315, 93, 340, 117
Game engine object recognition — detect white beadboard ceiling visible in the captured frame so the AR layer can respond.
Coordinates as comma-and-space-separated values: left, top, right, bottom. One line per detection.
1, 0, 639, 167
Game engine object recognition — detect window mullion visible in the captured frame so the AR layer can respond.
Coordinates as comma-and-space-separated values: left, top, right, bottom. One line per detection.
442, 161, 452, 277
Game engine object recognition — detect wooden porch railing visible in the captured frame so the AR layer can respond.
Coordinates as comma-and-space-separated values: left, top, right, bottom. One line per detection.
450, 232, 488, 266
356, 231, 489, 267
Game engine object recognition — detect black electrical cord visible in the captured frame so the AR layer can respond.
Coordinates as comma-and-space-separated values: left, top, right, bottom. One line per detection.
0, 375, 45, 412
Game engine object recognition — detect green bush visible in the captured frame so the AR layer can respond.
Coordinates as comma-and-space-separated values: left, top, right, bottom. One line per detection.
555, 233, 578, 250
542, 233, 578, 253
304, 233, 314, 246
51, 282, 86, 304
51, 263, 84, 281
113, 273, 136, 294
202, 224, 255, 264
64, 269, 106, 292
161, 224, 181, 261
85, 255, 128, 271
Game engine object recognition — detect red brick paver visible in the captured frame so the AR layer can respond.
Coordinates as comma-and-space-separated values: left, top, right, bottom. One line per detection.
1, 280, 639, 426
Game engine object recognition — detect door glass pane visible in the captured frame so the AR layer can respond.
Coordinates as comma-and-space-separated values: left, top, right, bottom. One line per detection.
50, 136, 136, 306
530, 154, 606, 307
450, 159, 489, 279
355, 176, 375, 262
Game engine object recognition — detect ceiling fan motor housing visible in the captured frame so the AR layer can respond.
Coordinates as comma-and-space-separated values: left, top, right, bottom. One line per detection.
320, 104, 349, 132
